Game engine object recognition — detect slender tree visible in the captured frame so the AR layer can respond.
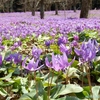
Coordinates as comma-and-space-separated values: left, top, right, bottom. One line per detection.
0, 0, 4, 12
24, 0, 26, 12
73, 0, 76, 12
9, 0, 14, 12
55, 2, 58, 15
32, 0, 36, 16
80, 0, 92, 18
40, 0, 44, 19
94, 0, 97, 9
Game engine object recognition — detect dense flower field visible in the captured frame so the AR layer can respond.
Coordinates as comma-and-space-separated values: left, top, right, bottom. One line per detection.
0, 11, 100, 100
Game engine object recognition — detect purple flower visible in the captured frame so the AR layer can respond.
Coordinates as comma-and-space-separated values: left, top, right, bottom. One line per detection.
0, 45, 5, 50
59, 44, 72, 55
45, 40, 51, 47
5, 53, 22, 64
10, 46, 16, 51
32, 46, 42, 60
73, 35, 79, 41
72, 40, 78, 47
75, 26, 83, 33
57, 36, 68, 45
10, 41, 22, 50
13, 41, 22, 47
0, 55, 2, 66
0, 37, 2, 45
74, 39, 97, 62
22, 57, 43, 71
45, 53, 74, 71
91, 39, 98, 47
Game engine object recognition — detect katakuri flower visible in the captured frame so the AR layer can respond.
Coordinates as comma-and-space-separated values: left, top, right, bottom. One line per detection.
45, 53, 74, 71
22, 57, 43, 71
32, 46, 42, 60
57, 36, 68, 45
73, 35, 79, 41
45, 40, 51, 47
5, 53, 22, 64
74, 39, 97, 62
59, 44, 72, 55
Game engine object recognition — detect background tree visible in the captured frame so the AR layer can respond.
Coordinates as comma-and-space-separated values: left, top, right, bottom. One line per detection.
32, 0, 36, 16
55, 2, 58, 15
40, 0, 44, 19
13, 0, 25, 12
80, 0, 92, 18
0, 0, 100, 17
0, 0, 4, 12
73, 0, 76, 12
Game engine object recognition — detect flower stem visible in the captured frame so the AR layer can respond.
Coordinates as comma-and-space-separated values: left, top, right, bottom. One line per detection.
48, 70, 53, 100
85, 64, 93, 99
66, 68, 70, 86
34, 71, 39, 100
82, 66, 84, 87
47, 69, 50, 100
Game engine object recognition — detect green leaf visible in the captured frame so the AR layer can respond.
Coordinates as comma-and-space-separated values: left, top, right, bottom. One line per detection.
38, 35, 50, 42
20, 77, 27, 85
6, 97, 12, 100
13, 68, 20, 75
0, 88, 8, 97
83, 86, 91, 93
21, 86, 28, 94
19, 90, 36, 100
0, 68, 7, 72
95, 57, 100, 62
51, 84, 62, 98
12, 77, 22, 92
37, 80, 48, 100
97, 78, 100, 83
76, 92, 85, 99
28, 80, 35, 92
43, 81, 56, 87
19, 95, 32, 100
4, 51, 12, 59
12, 89, 19, 93
76, 90, 90, 99
0, 72, 13, 81
85, 30, 98, 38
0, 81, 14, 87
82, 91, 90, 98
36, 80, 44, 94
92, 86, 100, 100
62, 68, 80, 79
57, 96, 80, 100
58, 84, 83, 96
50, 44, 60, 54
71, 60, 79, 67
43, 91, 48, 100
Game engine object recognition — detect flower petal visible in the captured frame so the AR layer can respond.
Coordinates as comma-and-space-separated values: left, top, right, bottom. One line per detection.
74, 48, 81, 56
0, 55, 2, 66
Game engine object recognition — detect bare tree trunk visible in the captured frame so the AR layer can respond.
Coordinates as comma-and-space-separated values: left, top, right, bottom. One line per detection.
24, 0, 26, 12
80, 0, 92, 18
94, 0, 97, 9
55, 2, 58, 15
40, 0, 44, 19
32, 0, 36, 16
2, 0, 5, 12
90, 0, 92, 9
73, 0, 76, 12
9, 0, 14, 12
47, 4, 51, 11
